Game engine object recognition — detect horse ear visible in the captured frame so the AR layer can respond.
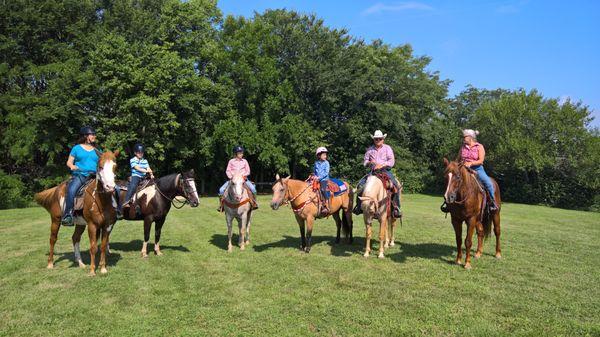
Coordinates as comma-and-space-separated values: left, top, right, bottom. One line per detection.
358, 196, 368, 201
114, 149, 120, 158
275, 174, 280, 181
443, 157, 449, 167
283, 175, 290, 181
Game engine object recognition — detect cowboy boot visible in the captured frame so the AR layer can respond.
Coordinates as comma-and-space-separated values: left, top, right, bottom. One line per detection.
353, 194, 362, 215
489, 200, 498, 212
251, 194, 259, 210
392, 193, 402, 218
216, 196, 224, 212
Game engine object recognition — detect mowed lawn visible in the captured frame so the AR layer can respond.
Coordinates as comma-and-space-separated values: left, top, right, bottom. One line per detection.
0, 194, 598, 336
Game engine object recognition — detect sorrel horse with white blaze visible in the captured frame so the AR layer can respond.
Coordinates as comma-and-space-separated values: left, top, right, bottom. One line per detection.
358, 175, 400, 259
270, 174, 353, 253
117, 170, 199, 258
34, 150, 120, 275
221, 173, 253, 252
443, 158, 502, 269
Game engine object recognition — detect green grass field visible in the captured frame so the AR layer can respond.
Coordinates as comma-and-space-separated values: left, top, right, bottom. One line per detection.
0, 194, 598, 336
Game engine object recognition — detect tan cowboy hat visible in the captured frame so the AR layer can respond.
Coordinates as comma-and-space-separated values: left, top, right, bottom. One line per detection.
370, 130, 387, 139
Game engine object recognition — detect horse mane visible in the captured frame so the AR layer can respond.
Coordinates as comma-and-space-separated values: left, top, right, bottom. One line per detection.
156, 173, 180, 190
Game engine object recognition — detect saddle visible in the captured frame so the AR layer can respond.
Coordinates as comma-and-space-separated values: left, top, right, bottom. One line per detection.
73, 179, 95, 214
117, 177, 153, 194
374, 171, 397, 193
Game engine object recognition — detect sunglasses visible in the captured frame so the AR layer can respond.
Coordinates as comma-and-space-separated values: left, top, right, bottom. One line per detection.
373, 138, 383, 141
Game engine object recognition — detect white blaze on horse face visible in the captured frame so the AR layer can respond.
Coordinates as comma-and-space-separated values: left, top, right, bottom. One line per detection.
99, 160, 116, 191
444, 173, 453, 202
231, 175, 244, 201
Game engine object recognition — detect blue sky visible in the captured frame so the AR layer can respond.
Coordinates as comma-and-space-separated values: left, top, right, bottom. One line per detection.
218, 0, 600, 127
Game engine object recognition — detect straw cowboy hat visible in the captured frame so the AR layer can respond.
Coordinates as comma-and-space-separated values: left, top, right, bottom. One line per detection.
370, 130, 387, 139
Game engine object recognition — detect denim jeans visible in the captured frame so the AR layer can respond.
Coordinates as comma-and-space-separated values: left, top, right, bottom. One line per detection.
471, 165, 496, 203
320, 179, 330, 199
64, 175, 90, 217
125, 175, 142, 203
219, 180, 257, 195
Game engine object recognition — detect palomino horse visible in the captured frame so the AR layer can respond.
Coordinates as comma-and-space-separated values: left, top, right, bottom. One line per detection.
34, 150, 119, 275
270, 174, 353, 253
118, 170, 199, 258
221, 173, 253, 252
358, 175, 399, 258
443, 158, 502, 269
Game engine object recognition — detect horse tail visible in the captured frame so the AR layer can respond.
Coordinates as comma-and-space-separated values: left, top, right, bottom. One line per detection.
482, 208, 492, 238
34, 186, 59, 211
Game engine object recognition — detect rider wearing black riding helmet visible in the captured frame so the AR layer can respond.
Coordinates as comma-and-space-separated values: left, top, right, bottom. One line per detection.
123, 143, 153, 215
217, 145, 258, 210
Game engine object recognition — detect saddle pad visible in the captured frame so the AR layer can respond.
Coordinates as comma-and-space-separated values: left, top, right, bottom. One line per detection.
327, 178, 348, 196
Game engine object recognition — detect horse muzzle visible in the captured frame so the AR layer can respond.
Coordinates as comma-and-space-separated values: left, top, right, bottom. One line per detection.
446, 193, 457, 204
270, 202, 280, 210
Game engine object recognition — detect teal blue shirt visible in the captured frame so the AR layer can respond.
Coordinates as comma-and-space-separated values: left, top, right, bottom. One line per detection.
70, 145, 99, 177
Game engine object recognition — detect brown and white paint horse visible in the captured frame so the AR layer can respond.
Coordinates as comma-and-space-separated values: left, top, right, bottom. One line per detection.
358, 175, 399, 259
118, 170, 199, 258
270, 174, 353, 253
443, 158, 502, 269
222, 173, 253, 252
34, 150, 119, 275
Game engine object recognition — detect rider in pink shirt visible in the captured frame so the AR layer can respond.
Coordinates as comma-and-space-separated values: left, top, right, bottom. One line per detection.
218, 146, 258, 210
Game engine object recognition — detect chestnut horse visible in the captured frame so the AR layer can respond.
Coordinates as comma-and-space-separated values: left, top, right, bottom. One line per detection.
34, 150, 119, 275
270, 174, 353, 253
358, 175, 399, 259
443, 158, 502, 269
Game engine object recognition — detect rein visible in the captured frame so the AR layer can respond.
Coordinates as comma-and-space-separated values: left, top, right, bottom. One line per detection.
154, 175, 196, 209
222, 181, 251, 209
277, 178, 315, 213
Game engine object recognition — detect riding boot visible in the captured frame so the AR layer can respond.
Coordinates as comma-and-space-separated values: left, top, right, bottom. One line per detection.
352, 194, 362, 215
489, 200, 498, 212
216, 196, 224, 212
392, 192, 402, 218
251, 194, 259, 210
61, 212, 74, 226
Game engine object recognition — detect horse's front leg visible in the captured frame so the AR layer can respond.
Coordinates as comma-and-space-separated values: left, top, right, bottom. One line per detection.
363, 214, 372, 257
451, 217, 463, 265
72, 224, 86, 268
238, 213, 247, 251
304, 215, 315, 253
245, 210, 252, 245
226, 212, 234, 252
464, 217, 477, 269
87, 222, 98, 276
47, 219, 60, 269
295, 214, 306, 251
388, 218, 396, 247
474, 221, 485, 259
378, 216, 388, 259
154, 217, 166, 256
141, 216, 153, 258
99, 228, 110, 274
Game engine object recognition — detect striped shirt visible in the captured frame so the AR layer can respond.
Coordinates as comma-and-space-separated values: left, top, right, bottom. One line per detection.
130, 157, 150, 178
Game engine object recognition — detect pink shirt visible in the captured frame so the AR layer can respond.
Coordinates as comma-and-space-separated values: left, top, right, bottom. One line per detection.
363, 144, 395, 168
225, 158, 250, 179
461, 142, 482, 162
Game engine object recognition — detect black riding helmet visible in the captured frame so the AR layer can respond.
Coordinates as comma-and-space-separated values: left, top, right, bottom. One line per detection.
133, 143, 145, 154
79, 126, 96, 135
232, 145, 244, 154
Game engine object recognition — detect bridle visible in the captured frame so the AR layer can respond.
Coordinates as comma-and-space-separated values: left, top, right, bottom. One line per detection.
222, 178, 251, 209
155, 174, 198, 209
273, 178, 313, 210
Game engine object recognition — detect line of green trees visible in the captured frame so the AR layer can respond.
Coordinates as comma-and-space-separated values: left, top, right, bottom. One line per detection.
1, 0, 598, 210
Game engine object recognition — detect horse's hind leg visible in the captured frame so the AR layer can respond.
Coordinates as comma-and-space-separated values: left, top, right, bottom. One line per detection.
154, 217, 166, 256
87, 223, 98, 276
363, 218, 372, 258
72, 225, 86, 268
464, 218, 477, 269
245, 210, 252, 245
378, 217, 388, 259
47, 219, 60, 269
238, 214, 247, 251
493, 212, 501, 259
295, 214, 307, 251
332, 212, 342, 244
141, 217, 152, 258
388, 218, 397, 247
99, 228, 110, 274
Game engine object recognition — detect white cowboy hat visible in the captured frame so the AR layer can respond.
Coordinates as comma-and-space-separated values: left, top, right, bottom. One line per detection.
370, 130, 387, 139
315, 146, 328, 155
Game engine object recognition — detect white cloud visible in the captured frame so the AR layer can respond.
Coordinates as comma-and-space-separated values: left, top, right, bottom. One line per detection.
362, 2, 433, 16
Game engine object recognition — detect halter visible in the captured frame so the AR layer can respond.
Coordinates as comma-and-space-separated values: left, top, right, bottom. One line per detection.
154, 174, 198, 209
275, 178, 315, 213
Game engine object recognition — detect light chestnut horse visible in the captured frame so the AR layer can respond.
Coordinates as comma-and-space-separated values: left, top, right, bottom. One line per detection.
34, 150, 119, 275
270, 174, 353, 253
443, 158, 502, 269
358, 175, 399, 259
222, 173, 253, 252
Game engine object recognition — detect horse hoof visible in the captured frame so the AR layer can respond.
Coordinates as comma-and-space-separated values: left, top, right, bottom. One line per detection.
100, 267, 108, 274
88, 271, 96, 277
155, 250, 163, 256
389, 241, 395, 247
378, 253, 385, 259
240, 245, 245, 251
495, 253, 502, 259
46, 263, 54, 269
363, 252, 369, 258
464, 263, 472, 270
384, 243, 389, 248
141, 253, 148, 258
455, 260, 463, 265
227, 246, 233, 253
474, 253, 482, 259
245, 240, 250, 245
78, 261, 86, 268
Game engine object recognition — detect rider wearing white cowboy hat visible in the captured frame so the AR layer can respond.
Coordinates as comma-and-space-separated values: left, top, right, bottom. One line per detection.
313, 146, 331, 216
353, 130, 402, 218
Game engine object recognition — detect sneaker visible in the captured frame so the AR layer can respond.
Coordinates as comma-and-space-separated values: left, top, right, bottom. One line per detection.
61, 214, 74, 227
489, 203, 498, 212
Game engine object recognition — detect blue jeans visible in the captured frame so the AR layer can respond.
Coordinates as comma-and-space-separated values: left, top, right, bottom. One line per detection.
472, 165, 496, 203
125, 175, 142, 203
219, 180, 257, 195
64, 175, 90, 217
320, 179, 330, 199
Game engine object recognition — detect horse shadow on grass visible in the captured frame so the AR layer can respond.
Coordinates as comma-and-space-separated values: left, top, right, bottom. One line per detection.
52, 251, 122, 268
244, 235, 361, 257
108, 240, 190, 253
386, 242, 456, 264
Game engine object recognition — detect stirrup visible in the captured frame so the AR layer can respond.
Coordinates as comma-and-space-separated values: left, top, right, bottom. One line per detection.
61, 214, 74, 227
